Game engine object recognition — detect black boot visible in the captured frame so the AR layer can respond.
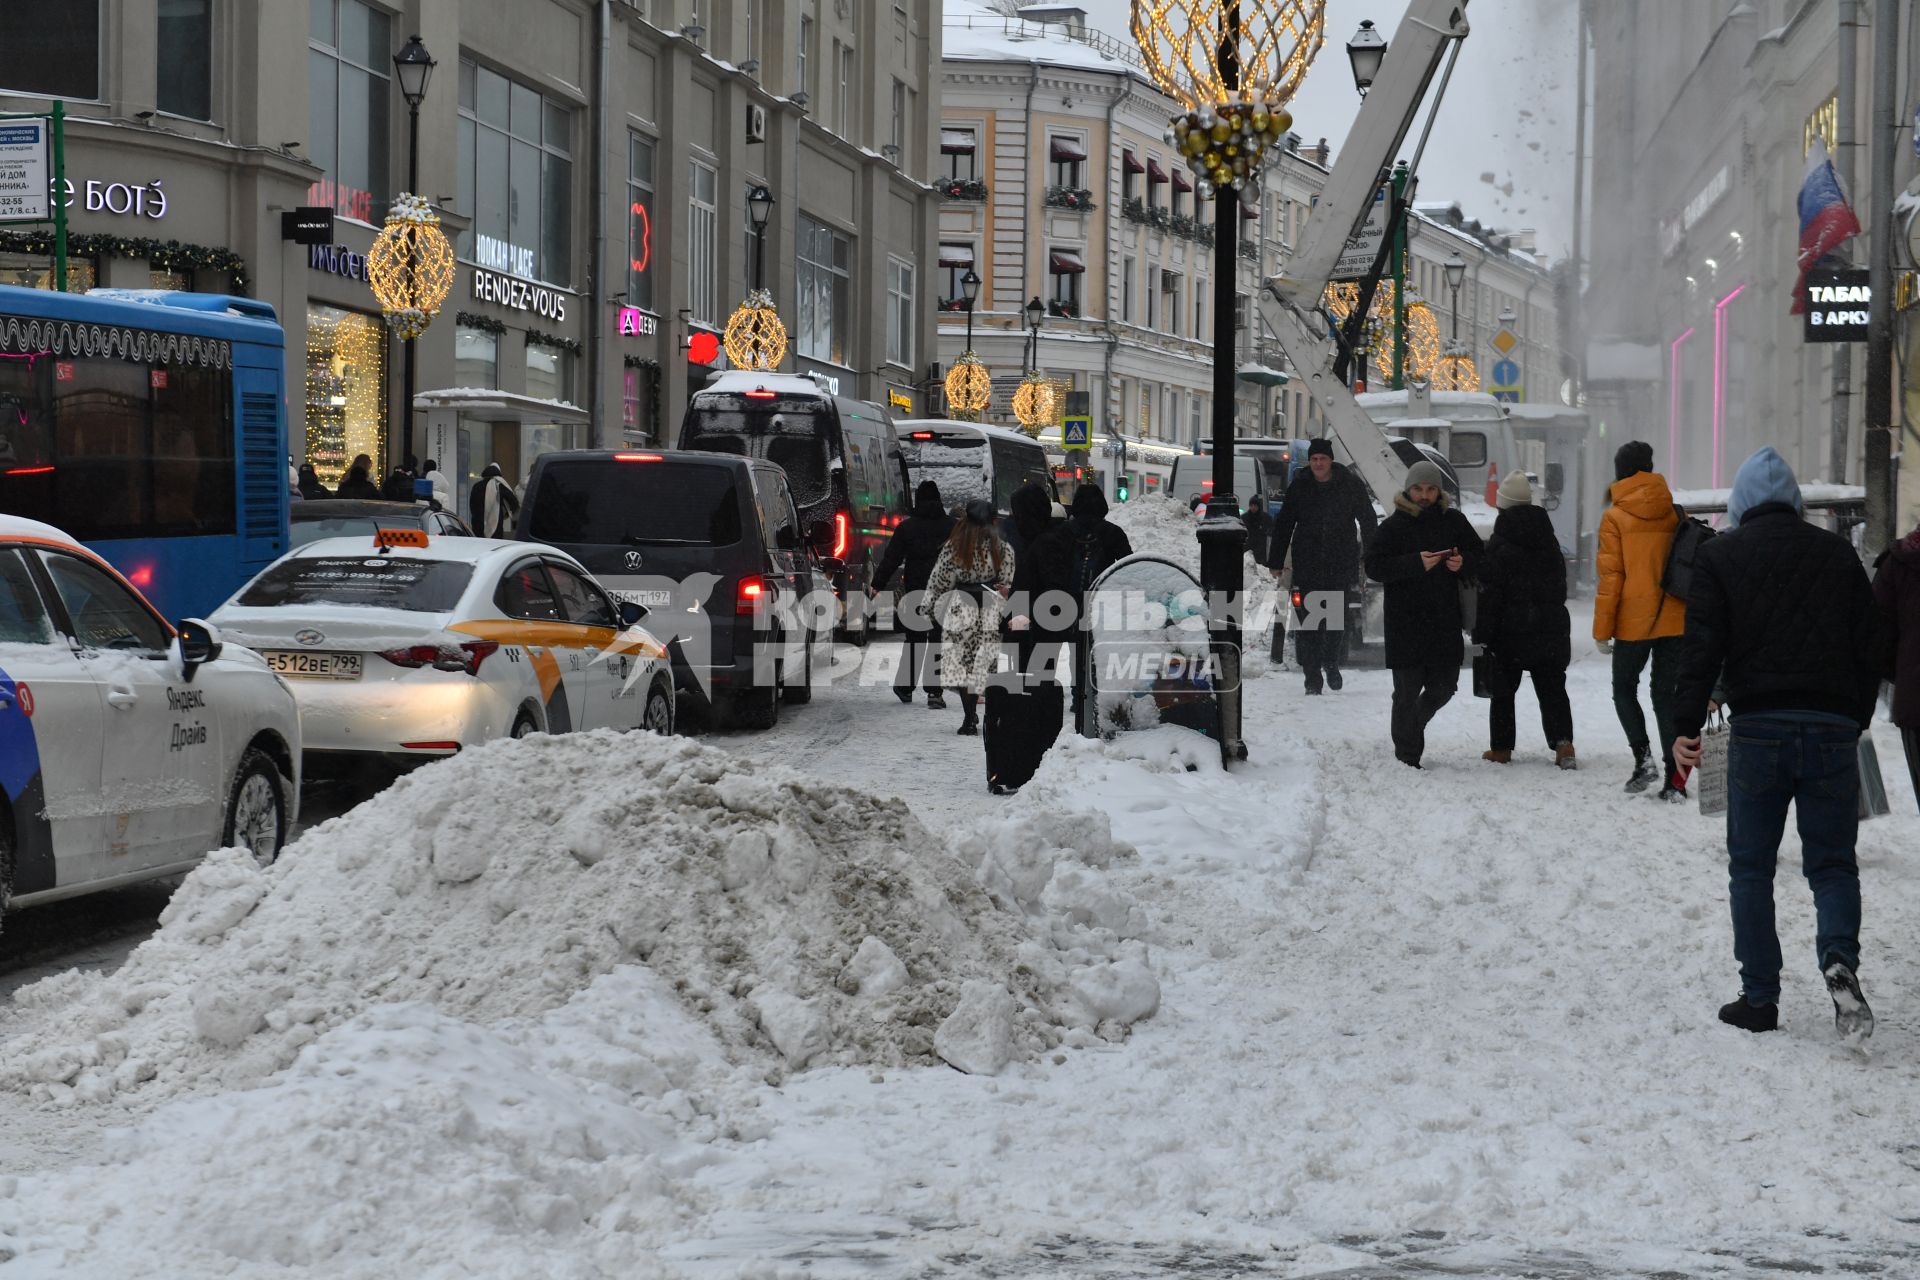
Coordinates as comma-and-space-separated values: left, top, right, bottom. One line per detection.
894, 686, 914, 704
1624, 750, 1657, 793
1717, 995, 1778, 1033
1326, 669, 1343, 691
1823, 958, 1874, 1042
957, 692, 979, 736
927, 690, 948, 710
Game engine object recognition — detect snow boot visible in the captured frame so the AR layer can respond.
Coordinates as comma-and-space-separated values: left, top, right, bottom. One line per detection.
894, 687, 915, 704
1482, 749, 1512, 764
1823, 958, 1874, 1043
1554, 742, 1578, 771
1718, 995, 1778, 1033
1624, 750, 1658, 793
927, 691, 948, 710
957, 693, 979, 735
1657, 781, 1688, 803
1326, 669, 1344, 691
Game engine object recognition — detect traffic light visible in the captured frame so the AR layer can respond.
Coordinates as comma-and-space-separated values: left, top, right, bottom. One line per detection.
1115, 481, 1130, 502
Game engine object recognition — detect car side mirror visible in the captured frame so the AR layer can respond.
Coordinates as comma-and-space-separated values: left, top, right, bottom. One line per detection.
619, 600, 649, 627
177, 617, 223, 681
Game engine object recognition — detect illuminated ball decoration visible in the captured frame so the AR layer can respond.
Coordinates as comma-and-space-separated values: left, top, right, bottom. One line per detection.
1322, 282, 1442, 379
1011, 370, 1057, 434
944, 351, 992, 420
1434, 350, 1481, 392
1403, 299, 1441, 379
723, 288, 788, 372
368, 194, 455, 341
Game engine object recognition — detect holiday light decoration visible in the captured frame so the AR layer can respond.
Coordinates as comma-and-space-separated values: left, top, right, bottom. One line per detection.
722, 288, 788, 372
944, 352, 992, 420
1404, 299, 1440, 380
1011, 369, 1056, 433
368, 194, 454, 340
303, 308, 386, 486
1323, 281, 1443, 380
1433, 349, 1481, 391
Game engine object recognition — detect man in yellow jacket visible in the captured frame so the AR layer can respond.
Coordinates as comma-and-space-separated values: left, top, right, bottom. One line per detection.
1594, 441, 1687, 796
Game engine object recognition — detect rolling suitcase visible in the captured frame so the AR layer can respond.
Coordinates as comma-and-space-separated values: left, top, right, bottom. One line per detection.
983, 679, 1065, 793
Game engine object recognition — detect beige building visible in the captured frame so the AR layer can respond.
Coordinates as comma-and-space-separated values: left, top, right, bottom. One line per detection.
0, 0, 939, 501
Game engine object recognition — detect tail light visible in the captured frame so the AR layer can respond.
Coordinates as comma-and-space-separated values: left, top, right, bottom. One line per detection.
1290, 588, 1304, 609
613, 452, 662, 462
379, 640, 499, 675
909, 431, 935, 440
736, 576, 770, 614
831, 512, 850, 559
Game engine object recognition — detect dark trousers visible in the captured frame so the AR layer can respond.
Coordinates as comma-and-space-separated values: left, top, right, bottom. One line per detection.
1390, 660, 1459, 763
1903, 727, 1920, 818
895, 628, 942, 696
1294, 589, 1349, 688
1612, 636, 1682, 777
1488, 657, 1574, 752
1726, 715, 1863, 1004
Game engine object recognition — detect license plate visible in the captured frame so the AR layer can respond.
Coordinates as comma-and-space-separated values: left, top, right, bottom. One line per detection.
611, 589, 673, 607
264, 650, 363, 680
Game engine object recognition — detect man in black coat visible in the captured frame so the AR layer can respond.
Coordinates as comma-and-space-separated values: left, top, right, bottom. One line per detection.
873, 480, 957, 706
1473, 471, 1574, 767
1363, 460, 1483, 768
1046, 485, 1134, 730
1266, 438, 1378, 693
1671, 447, 1879, 1041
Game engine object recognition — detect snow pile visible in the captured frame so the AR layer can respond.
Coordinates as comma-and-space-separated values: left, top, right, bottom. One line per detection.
3, 731, 1159, 1108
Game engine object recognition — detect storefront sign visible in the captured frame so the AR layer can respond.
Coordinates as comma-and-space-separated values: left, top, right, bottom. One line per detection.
307, 179, 376, 224
1681, 166, 1729, 232
309, 243, 371, 285
0, 121, 51, 222
887, 389, 913, 412
470, 267, 569, 321
617, 306, 658, 337
282, 206, 335, 245
1803, 268, 1870, 342
55, 176, 168, 219
474, 233, 537, 278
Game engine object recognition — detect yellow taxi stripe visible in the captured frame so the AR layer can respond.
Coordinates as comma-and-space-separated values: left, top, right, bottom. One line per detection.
446, 620, 619, 648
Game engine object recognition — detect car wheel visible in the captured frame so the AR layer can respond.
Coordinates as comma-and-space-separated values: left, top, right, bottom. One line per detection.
782, 634, 814, 705
511, 708, 539, 739
644, 683, 675, 735
223, 748, 288, 869
727, 682, 779, 731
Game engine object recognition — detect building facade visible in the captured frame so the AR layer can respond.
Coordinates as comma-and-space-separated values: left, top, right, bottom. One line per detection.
0, 0, 939, 504
1585, 0, 1920, 529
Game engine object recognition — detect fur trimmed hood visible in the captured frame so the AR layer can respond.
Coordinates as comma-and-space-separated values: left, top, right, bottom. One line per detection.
1391, 490, 1451, 518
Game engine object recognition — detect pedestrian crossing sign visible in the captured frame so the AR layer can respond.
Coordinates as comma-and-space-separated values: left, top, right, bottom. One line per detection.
1063, 415, 1091, 449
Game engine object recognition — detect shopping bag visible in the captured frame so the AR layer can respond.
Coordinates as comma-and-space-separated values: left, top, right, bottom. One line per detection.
1696, 714, 1730, 816
1470, 648, 1496, 700
1857, 733, 1891, 820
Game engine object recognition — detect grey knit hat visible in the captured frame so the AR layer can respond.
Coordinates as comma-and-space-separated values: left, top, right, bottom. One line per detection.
1404, 460, 1449, 493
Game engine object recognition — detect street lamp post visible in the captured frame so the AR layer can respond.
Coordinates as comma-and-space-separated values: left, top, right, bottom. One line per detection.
747, 185, 773, 290
962, 269, 981, 350
392, 34, 435, 472
1443, 250, 1465, 342
1024, 295, 1044, 368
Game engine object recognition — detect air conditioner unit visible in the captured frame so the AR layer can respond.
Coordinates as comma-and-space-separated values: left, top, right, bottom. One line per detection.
745, 102, 768, 144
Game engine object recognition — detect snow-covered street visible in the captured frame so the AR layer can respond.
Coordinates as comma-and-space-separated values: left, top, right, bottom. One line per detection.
2, 499, 1916, 1278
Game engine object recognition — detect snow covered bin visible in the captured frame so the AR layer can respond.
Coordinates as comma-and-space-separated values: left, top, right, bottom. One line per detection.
1082, 555, 1220, 742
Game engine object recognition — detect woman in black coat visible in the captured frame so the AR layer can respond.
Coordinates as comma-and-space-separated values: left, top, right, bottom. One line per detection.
1872, 522, 1920, 808
874, 480, 957, 706
1474, 471, 1576, 767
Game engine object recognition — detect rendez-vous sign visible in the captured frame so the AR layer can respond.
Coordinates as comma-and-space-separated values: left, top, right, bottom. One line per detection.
471, 267, 569, 320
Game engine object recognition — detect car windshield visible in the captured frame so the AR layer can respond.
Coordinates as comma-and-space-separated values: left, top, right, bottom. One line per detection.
683, 397, 836, 508
236, 556, 474, 612
527, 461, 744, 546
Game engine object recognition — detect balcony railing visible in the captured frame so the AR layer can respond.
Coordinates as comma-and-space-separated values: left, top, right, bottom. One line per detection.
1044, 185, 1097, 212
938, 176, 989, 202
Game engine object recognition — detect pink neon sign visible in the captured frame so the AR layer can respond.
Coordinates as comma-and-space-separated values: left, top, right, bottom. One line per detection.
1668, 326, 1696, 478
1711, 285, 1746, 489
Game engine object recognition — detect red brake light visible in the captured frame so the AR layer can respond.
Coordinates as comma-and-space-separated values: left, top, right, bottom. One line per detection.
1202, 479, 1215, 488
4, 465, 55, 476
400, 741, 463, 751
380, 640, 498, 675
614, 452, 663, 462
1290, 588, 1304, 609
736, 576, 769, 614
832, 512, 850, 559
744, 388, 777, 400
909, 431, 935, 440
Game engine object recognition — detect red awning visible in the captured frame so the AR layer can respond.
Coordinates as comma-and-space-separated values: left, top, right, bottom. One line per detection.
1050, 136, 1088, 163
1171, 168, 1192, 193
1241, 203, 1259, 221
938, 243, 975, 269
940, 129, 976, 155
1049, 250, 1086, 275
1146, 158, 1169, 184
1122, 149, 1145, 175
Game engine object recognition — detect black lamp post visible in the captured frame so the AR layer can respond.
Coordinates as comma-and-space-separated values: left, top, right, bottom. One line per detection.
747, 185, 774, 290
961, 268, 981, 348
1024, 295, 1044, 368
1444, 250, 1466, 342
393, 34, 435, 473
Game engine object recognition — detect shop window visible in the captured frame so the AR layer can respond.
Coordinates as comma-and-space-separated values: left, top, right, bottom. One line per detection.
687, 159, 718, 324
149, 268, 192, 292
628, 134, 657, 314
797, 214, 851, 365
307, 0, 391, 223
455, 325, 499, 389
304, 304, 387, 486
622, 367, 642, 438
886, 257, 914, 369
0, 254, 96, 292
0, 3, 100, 99
526, 345, 573, 404
157, 0, 213, 120
458, 58, 574, 286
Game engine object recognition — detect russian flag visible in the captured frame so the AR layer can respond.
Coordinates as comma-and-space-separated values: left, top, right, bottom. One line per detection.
1790, 139, 1861, 314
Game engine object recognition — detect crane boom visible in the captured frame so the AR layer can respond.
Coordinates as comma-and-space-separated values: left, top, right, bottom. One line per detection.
1258, 0, 1471, 506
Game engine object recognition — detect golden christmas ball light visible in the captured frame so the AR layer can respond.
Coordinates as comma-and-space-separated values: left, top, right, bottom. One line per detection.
723, 289, 788, 372
1434, 351, 1481, 392
945, 351, 992, 419
1130, 0, 1324, 114
367, 194, 454, 341
1011, 370, 1057, 433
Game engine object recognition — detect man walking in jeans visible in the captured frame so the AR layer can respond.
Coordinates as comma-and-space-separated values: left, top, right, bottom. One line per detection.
1595, 441, 1688, 797
1672, 447, 1880, 1041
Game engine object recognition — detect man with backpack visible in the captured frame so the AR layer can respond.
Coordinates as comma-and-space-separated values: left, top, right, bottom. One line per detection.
1039, 485, 1133, 730
1594, 440, 1692, 799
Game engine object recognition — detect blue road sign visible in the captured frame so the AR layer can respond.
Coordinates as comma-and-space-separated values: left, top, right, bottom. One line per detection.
1491, 358, 1520, 387
1490, 389, 1521, 404
1062, 415, 1092, 448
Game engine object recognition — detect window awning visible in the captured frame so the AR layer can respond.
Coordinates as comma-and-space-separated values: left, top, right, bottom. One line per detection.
940, 129, 976, 155
938, 243, 975, 269
1123, 149, 1145, 175
1146, 158, 1169, 184
1241, 203, 1259, 221
1171, 168, 1192, 193
1049, 250, 1086, 275
1049, 136, 1088, 163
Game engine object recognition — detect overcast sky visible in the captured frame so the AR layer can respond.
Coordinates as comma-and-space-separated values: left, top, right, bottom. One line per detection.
1072, 0, 1581, 257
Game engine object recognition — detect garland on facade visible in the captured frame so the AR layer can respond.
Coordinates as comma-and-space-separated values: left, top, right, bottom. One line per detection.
525, 328, 583, 355
622, 354, 662, 428
0, 230, 250, 293
454, 310, 507, 335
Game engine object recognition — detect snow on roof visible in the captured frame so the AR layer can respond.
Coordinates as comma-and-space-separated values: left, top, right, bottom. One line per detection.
1670, 484, 1865, 512
895, 418, 1047, 448
287, 534, 536, 565
943, 0, 1154, 82
0, 515, 86, 550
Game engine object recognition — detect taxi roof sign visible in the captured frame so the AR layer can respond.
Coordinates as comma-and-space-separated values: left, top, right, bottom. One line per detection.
374, 527, 431, 550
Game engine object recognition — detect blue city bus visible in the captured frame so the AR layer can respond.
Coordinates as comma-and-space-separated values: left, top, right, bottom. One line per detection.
0, 285, 289, 619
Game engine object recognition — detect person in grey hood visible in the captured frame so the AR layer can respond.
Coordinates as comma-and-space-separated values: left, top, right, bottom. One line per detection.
1672, 447, 1879, 1041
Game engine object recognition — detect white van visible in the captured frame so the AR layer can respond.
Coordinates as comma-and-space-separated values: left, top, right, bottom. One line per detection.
1168, 454, 1271, 511
895, 419, 1056, 515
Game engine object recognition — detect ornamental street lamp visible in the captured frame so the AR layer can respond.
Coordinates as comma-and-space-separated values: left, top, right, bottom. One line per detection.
946, 269, 990, 420
747, 185, 773, 290
1346, 19, 1386, 96
1443, 250, 1466, 340
1024, 295, 1044, 368
725, 186, 786, 372
1131, 0, 1325, 765
390, 35, 436, 471
961, 268, 982, 349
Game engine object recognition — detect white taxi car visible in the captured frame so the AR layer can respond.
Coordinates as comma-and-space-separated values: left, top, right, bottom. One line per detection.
0, 517, 300, 913
210, 531, 673, 767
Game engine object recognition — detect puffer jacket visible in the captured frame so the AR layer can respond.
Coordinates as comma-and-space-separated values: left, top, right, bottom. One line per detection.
1473, 503, 1571, 671
1872, 527, 1920, 727
1363, 490, 1485, 669
1594, 470, 1685, 643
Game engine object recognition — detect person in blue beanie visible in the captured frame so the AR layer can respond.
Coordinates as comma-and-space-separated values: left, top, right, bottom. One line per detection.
1672, 446, 1881, 1042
